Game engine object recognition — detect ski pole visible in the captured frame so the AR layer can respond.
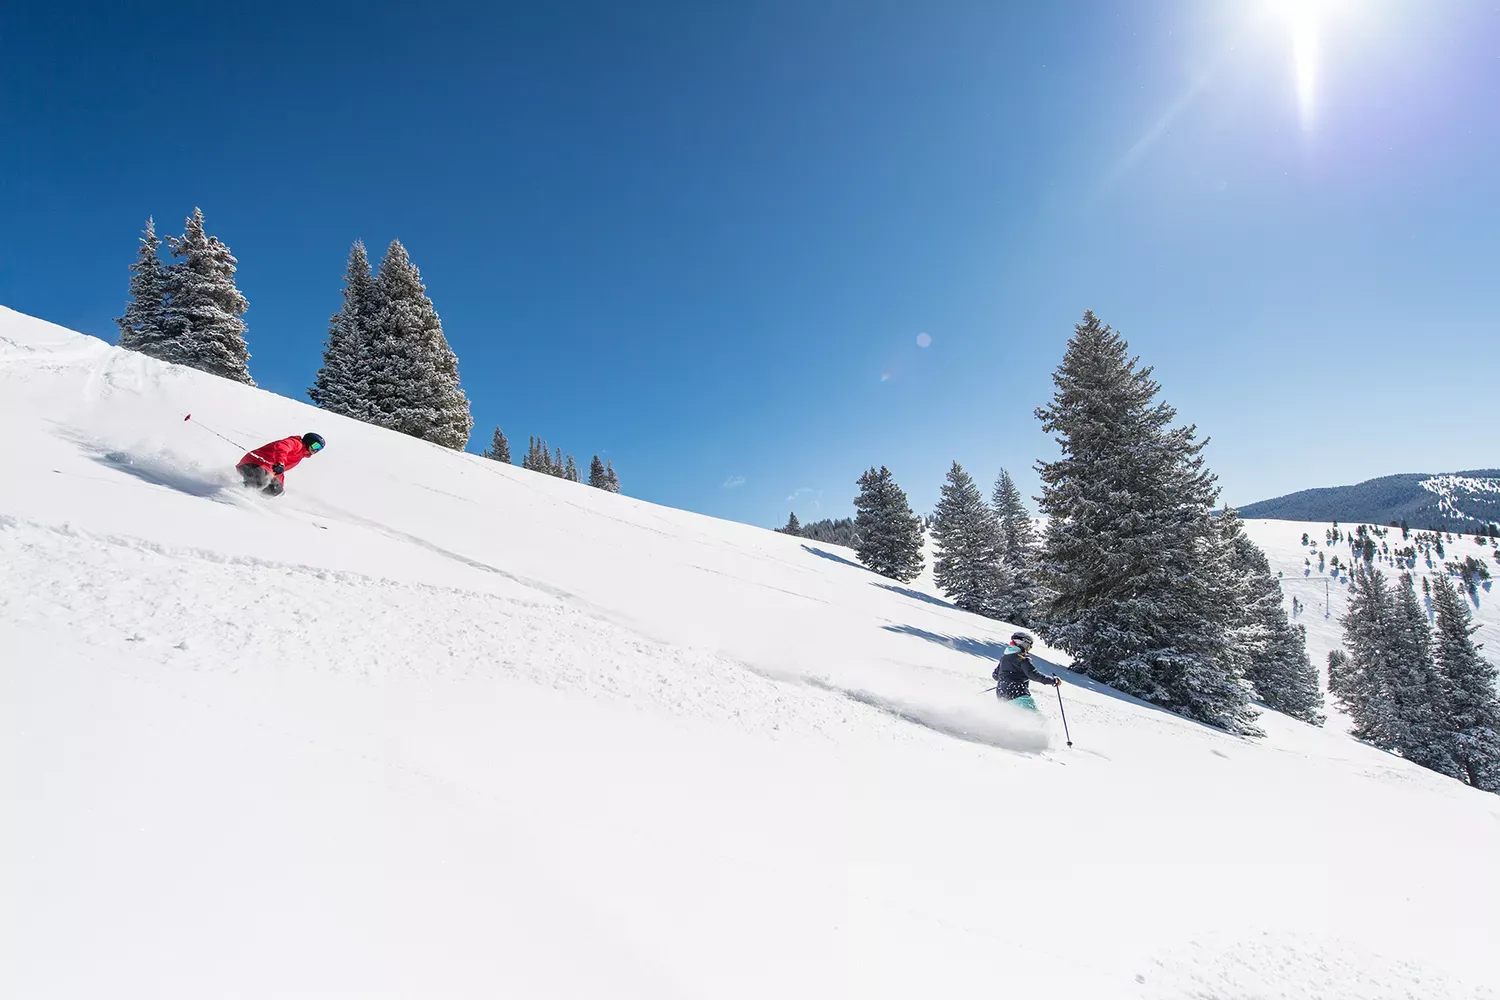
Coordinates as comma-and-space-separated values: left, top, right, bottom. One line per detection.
184, 414, 277, 467
980, 684, 998, 694
1055, 684, 1073, 747
183, 413, 246, 451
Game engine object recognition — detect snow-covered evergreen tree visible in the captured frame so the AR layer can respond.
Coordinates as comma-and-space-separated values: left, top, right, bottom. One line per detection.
853, 466, 924, 582
779, 512, 802, 535
931, 462, 1001, 614
564, 455, 580, 483
1221, 509, 1325, 725
115, 218, 167, 355
1034, 311, 1257, 734
1387, 573, 1460, 776
603, 461, 620, 493
798, 517, 860, 547
522, 437, 550, 472
162, 208, 254, 384
480, 427, 511, 463
309, 241, 377, 417
1430, 575, 1500, 792
1327, 649, 1349, 695
991, 468, 1042, 625
365, 240, 472, 449
589, 455, 608, 488
551, 447, 566, 478
1259, 624, 1326, 725
1336, 564, 1404, 748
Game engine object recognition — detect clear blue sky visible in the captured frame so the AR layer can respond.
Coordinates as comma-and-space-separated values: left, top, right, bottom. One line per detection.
3, 0, 1496, 527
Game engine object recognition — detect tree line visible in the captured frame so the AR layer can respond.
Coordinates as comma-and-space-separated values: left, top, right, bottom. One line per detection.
778, 515, 859, 547
1332, 566, 1499, 792
803, 311, 1327, 735
479, 429, 619, 492
114, 214, 619, 491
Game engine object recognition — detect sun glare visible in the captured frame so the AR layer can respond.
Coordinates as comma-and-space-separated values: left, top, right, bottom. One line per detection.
1292, 15, 1319, 130
1259, 0, 1351, 131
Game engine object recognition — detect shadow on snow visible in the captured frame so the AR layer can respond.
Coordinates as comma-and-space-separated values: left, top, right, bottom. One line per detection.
91, 451, 230, 499
873, 583, 958, 611
800, 544, 869, 571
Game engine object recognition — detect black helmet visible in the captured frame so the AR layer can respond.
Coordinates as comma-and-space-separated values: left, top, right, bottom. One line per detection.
302, 432, 326, 453
1010, 631, 1034, 650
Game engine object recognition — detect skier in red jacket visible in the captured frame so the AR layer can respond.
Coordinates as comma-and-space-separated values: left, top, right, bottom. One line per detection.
236, 432, 325, 496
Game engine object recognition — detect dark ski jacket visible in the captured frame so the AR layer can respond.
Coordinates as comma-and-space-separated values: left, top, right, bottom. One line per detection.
993, 645, 1057, 700
238, 436, 313, 483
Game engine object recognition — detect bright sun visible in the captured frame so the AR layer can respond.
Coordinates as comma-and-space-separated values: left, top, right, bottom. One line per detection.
1261, 0, 1351, 131
1292, 13, 1319, 129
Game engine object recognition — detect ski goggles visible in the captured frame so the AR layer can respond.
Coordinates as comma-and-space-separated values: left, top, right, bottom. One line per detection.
309, 441, 324, 452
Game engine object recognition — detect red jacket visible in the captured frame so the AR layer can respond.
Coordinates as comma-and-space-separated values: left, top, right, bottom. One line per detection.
240, 436, 312, 480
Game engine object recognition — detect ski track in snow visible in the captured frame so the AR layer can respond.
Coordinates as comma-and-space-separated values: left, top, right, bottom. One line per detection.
0, 515, 865, 743
3, 305, 1500, 1000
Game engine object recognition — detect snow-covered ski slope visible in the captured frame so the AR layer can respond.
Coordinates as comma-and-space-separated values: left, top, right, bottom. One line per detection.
1241, 518, 1500, 735
2, 305, 1497, 1000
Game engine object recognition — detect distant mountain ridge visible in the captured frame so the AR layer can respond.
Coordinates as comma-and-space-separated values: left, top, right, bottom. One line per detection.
1237, 470, 1500, 531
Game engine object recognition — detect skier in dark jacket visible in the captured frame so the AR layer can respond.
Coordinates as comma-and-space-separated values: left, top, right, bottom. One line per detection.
236, 432, 325, 497
993, 631, 1060, 710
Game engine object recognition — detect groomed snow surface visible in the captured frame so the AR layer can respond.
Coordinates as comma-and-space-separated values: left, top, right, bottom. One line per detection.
2, 305, 1497, 999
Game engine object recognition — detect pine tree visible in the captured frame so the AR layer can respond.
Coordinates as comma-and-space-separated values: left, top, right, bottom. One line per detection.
931, 462, 1001, 614
1430, 575, 1500, 792
798, 517, 860, 547
1327, 649, 1349, 695
780, 512, 802, 535
589, 455, 608, 488
1034, 311, 1257, 734
991, 468, 1042, 625
309, 241, 377, 417
480, 427, 511, 463
565, 455, 580, 483
365, 240, 472, 449
522, 437, 551, 472
551, 447, 566, 478
1336, 564, 1404, 749
603, 461, 620, 493
1222, 509, 1325, 725
853, 466, 924, 582
115, 217, 167, 355
161, 208, 254, 383
1386, 574, 1460, 776
1258, 623, 1325, 724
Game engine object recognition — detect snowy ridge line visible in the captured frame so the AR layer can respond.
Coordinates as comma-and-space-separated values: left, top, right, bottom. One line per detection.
0, 512, 562, 609
1417, 474, 1500, 524
1419, 474, 1500, 497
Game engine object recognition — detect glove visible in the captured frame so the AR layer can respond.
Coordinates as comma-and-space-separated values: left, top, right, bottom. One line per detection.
1053, 676, 1063, 687
272, 463, 285, 475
